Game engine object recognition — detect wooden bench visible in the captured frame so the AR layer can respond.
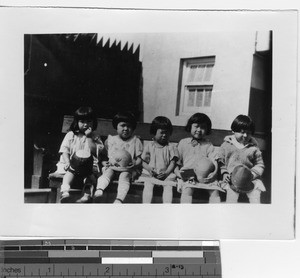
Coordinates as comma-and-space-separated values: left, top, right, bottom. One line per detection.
28, 115, 267, 203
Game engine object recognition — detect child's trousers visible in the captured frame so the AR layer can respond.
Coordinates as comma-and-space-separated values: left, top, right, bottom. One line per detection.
97, 168, 131, 202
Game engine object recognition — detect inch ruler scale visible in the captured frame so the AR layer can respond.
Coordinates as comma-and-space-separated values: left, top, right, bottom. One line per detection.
0, 239, 222, 278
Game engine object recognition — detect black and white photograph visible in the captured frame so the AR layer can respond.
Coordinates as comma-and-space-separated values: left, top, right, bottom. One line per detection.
0, 7, 296, 240
0, 2, 299, 278
24, 32, 272, 205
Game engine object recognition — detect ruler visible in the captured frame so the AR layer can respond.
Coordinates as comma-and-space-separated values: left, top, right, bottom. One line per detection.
0, 239, 221, 278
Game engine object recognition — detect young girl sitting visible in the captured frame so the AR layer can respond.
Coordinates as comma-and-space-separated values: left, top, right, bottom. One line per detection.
141, 116, 178, 203
94, 111, 143, 204
57, 106, 104, 203
217, 114, 265, 203
175, 113, 220, 203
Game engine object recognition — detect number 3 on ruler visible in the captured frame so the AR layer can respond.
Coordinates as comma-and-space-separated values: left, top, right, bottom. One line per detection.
164, 267, 170, 274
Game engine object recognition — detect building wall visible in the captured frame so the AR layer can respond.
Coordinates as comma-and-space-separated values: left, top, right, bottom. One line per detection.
140, 32, 257, 130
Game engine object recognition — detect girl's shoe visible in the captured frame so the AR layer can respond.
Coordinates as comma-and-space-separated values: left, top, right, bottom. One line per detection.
76, 193, 92, 203
114, 198, 123, 204
93, 188, 104, 203
60, 191, 71, 203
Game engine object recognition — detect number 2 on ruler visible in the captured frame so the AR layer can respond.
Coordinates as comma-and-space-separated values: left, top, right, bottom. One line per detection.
104, 267, 110, 275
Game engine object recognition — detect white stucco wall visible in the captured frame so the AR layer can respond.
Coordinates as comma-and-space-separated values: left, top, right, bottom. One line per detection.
140, 32, 257, 130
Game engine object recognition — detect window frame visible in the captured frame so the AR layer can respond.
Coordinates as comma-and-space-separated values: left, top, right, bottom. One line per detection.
176, 56, 215, 116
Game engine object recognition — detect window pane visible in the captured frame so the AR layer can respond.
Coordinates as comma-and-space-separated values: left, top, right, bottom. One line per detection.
180, 57, 215, 115
195, 65, 205, 82
204, 65, 213, 82
187, 89, 196, 107
196, 89, 204, 107
204, 90, 212, 107
187, 66, 197, 82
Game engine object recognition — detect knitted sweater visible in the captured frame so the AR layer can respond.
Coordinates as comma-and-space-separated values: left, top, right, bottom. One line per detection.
217, 135, 265, 179
177, 137, 217, 170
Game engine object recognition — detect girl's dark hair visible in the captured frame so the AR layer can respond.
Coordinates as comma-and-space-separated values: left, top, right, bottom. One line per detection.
150, 116, 173, 135
70, 106, 98, 132
185, 113, 212, 135
112, 111, 137, 130
231, 114, 255, 134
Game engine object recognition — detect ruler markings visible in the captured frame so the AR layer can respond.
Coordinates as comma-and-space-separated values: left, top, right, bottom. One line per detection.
0, 240, 221, 278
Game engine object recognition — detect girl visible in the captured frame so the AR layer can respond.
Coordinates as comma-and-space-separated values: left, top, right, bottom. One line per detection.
94, 111, 143, 204
175, 113, 220, 203
217, 114, 265, 203
141, 116, 178, 203
57, 106, 104, 203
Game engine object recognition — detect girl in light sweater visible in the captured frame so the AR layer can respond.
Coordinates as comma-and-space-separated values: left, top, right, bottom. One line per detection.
217, 115, 265, 203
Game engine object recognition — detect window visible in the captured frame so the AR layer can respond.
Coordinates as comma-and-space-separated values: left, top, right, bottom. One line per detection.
177, 57, 215, 115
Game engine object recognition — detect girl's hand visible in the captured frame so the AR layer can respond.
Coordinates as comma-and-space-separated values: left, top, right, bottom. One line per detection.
223, 173, 231, 183
144, 164, 156, 177
93, 135, 102, 144
133, 157, 142, 167
64, 162, 70, 171
175, 169, 183, 179
85, 127, 93, 137
149, 169, 158, 177
102, 161, 110, 168
156, 171, 168, 180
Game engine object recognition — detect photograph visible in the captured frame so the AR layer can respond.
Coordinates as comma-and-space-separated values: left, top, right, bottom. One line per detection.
0, 7, 296, 240
24, 31, 272, 205
0, 2, 299, 278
